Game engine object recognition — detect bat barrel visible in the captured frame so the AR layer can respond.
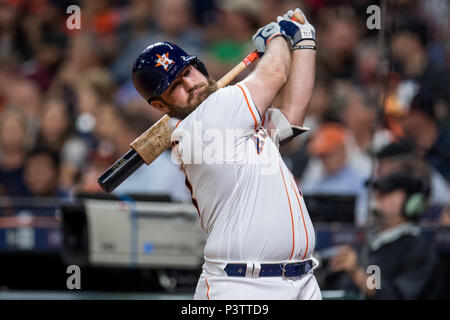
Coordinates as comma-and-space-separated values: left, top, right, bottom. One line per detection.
97, 149, 145, 193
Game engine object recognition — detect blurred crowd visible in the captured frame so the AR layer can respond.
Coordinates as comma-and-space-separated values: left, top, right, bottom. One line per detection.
0, 0, 449, 299
0, 0, 449, 223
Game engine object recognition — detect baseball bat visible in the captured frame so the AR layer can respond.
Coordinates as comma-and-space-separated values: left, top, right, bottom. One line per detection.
97, 11, 305, 193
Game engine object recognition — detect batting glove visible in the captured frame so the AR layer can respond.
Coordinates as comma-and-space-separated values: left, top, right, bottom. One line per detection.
252, 22, 285, 55
277, 8, 316, 46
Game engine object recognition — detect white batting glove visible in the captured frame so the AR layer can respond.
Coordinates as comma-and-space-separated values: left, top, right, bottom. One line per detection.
252, 22, 285, 54
277, 8, 316, 45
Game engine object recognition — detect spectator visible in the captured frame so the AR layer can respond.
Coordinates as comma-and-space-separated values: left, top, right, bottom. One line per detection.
36, 95, 74, 153
66, 33, 104, 72
300, 123, 367, 225
23, 147, 67, 198
329, 172, 441, 299
24, 38, 65, 92
0, 4, 23, 60
113, 0, 155, 63
439, 204, 450, 227
316, 6, 362, 79
70, 68, 115, 150
375, 142, 450, 205
400, 91, 450, 183
390, 15, 450, 106
6, 78, 42, 134
93, 102, 126, 159
53, 33, 105, 96
339, 84, 376, 178
208, 0, 258, 65
353, 38, 381, 97
36, 94, 89, 191
0, 108, 30, 196
301, 123, 366, 194
154, 0, 204, 48
75, 68, 114, 115
112, 0, 204, 85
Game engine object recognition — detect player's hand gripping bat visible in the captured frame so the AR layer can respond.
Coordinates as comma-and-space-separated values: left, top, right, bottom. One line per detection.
97, 12, 305, 193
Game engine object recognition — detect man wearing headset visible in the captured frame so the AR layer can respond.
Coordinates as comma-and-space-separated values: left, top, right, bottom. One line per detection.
329, 172, 441, 299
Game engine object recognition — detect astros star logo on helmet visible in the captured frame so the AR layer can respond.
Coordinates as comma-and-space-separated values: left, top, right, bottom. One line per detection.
155, 52, 174, 71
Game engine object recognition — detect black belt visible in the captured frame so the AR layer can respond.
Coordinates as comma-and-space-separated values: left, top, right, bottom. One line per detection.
224, 260, 313, 278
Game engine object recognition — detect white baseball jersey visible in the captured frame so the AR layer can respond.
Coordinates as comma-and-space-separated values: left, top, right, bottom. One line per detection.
171, 83, 316, 264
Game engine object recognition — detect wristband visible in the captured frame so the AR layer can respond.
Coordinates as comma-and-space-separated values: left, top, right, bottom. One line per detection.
292, 44, 316, 51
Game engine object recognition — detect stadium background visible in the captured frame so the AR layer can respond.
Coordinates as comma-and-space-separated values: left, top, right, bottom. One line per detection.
0, 0, 449, 299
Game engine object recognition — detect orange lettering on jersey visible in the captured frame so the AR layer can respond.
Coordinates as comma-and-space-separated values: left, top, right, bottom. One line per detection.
251, 129, 269, 154
155, 52, 174, 71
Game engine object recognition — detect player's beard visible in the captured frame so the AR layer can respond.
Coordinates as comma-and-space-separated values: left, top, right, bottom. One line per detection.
162, 78, 218, 120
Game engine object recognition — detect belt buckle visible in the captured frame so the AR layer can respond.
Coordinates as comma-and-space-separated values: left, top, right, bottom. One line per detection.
281, 263, 288, 278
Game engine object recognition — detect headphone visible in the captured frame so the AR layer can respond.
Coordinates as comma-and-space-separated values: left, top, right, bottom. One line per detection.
403, 193, 426, 219
402, 180, 430, 220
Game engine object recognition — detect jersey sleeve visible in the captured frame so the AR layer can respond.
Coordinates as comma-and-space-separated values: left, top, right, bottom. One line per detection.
197, 83, 263, 135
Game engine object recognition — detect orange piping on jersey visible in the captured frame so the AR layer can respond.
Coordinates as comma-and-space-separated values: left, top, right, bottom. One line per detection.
289, 174, 309, 260
279, 163, 295, 261
262, 114, 266, 127
206, 278, 210, 300
184, 175, 201, 219
175, 119, 182, 129
236, 84, 258, 131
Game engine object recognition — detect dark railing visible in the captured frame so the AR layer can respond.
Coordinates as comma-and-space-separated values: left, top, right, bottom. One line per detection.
0, 195, 449, 295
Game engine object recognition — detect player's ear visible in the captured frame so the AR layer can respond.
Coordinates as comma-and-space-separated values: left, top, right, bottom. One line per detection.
149, 99, 169, 114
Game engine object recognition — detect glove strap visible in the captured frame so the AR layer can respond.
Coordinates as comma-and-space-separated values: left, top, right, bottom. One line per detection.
266, 33, 287, 45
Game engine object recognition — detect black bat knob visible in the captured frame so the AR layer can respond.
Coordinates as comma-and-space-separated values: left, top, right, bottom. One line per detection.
97, 149, 145, 193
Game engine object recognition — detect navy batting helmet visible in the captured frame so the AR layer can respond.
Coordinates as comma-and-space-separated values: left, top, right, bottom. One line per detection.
132, 42, 208, 103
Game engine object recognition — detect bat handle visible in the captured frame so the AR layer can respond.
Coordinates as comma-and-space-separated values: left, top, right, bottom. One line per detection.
216, 51, 260, 88
243, 50, 260, 66
97, 149, 145, 193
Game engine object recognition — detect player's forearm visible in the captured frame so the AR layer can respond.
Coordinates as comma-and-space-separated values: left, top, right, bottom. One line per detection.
245, 36, 291, 115
275, 40, 316, 127
258, 37, 291, 90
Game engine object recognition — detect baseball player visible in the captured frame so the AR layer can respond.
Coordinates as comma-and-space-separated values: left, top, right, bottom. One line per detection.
132, 9, 320, 299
